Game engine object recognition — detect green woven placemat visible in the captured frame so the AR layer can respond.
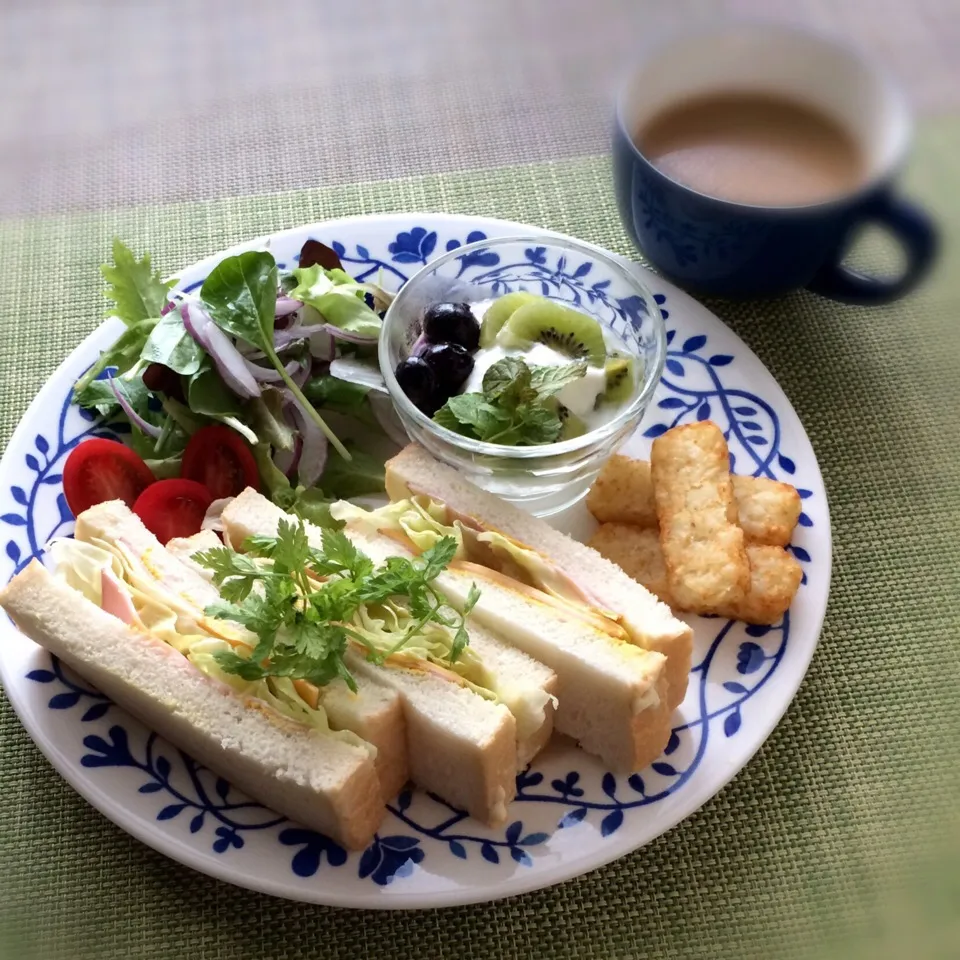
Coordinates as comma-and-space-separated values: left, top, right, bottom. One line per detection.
0, 120, 957, 960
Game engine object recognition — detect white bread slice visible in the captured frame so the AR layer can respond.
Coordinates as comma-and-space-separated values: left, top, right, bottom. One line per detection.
340, 521, 558, 769
347, 650, 516, 825
220, 491, 522, 820
385, 444, 693, 710
166, 529, 222, 580
432, 562, 671, 772
75, 502, 408, 799
76, 500, 218, 611
0, 562, 383, 850
223, 488, 557, 768
316, 675, 408, 802
466, 623, 557, 767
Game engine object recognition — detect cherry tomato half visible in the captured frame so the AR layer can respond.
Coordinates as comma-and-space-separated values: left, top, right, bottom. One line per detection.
181, 425, 260, 501
132, 479, 213, 544
62, 438, 156, 517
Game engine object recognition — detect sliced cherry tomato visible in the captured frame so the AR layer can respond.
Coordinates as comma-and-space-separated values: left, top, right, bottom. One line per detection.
62, 438, 156, 517
181, 425, 260, 501
132, 479, 213, 544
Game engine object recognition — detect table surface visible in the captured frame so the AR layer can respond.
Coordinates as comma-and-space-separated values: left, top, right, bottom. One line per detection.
1, 2, 958, 958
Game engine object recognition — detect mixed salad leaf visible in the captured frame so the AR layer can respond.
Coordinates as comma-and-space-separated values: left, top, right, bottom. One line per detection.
72, 239, 401, 524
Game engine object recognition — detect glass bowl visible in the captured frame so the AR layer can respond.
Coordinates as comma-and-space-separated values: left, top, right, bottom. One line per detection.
379, 235, 666, 515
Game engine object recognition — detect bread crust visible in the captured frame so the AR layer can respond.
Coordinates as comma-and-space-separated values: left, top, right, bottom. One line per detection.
0, 562, 384, 850
386, 444, 693, 711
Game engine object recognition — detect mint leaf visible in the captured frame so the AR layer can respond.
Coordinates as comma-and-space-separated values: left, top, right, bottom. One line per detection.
482, 423, 524, 445
530, 361, 587, 398
444, 393, 487, 428
516, 403, 563, 444
482, 356, 530, 401
433, 403, 472, 435
101, 239, 175, 326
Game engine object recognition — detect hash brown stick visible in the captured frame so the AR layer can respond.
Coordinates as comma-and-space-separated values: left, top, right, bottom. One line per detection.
650, 422, 751, 613
587, 455, 801, 547
588, 524, 801, 626
732, 476, 802, 548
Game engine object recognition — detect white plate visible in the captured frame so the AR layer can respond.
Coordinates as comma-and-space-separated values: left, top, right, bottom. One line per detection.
0, 214, 830, 908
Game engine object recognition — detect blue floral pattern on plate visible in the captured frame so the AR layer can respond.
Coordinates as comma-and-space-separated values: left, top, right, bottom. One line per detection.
0, 215, 829, 907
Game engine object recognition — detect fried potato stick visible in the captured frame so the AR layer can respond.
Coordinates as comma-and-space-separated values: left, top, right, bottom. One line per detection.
650, 423, 750, 612
588, 524, 801, 625
588, 455, 801, 547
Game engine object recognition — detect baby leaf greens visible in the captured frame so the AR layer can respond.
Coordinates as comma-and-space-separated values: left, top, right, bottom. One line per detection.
71, 239, 400, 514
74, 240, 177, 401
195, 518, 480, 691
434, 357, 586, 445
200, 251, 352, 460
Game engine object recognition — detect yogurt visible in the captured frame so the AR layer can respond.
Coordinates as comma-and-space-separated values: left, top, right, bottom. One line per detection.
460, 299, 637, 431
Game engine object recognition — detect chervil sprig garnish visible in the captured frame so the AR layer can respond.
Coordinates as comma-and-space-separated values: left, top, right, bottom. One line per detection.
194, 518, 477, 692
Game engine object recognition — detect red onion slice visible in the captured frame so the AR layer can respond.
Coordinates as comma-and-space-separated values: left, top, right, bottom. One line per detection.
243, 356, 304, 383
273, 433, 303, 478
284, 395, 328, 487
275, 296, 303, 319
273, 323, 329, 351
180, 302, 261, 400
409, 332, 429, 357
201, 498, 234, 534
325, 324, 378, 345
309, 329, 336, 361
109, 377, 162, 438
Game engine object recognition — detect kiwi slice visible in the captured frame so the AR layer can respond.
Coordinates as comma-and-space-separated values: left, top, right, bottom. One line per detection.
558, 404, 588, 440
479, 292, 538, 347
601, 356, 637, 404
499, 300, 606, 365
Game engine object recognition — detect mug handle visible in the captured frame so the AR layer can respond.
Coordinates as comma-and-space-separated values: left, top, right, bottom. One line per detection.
806, 194, 938, 305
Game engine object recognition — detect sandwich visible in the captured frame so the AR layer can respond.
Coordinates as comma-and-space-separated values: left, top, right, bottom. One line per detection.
74, 501, 409, 803
220, 490, 560, 821
1, 554, 383, 851
383, 444, 693, 710
333, 497, 671, 772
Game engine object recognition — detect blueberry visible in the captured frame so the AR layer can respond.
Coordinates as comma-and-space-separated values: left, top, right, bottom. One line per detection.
420, 343, 474, 392
422, 302, 480, 352
395, 357, 442, 416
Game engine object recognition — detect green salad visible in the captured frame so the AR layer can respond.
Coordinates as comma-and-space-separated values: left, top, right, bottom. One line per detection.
72, 238, 403, 529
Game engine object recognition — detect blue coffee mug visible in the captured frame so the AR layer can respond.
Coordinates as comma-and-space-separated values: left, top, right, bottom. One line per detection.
613, 23, 938, 303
